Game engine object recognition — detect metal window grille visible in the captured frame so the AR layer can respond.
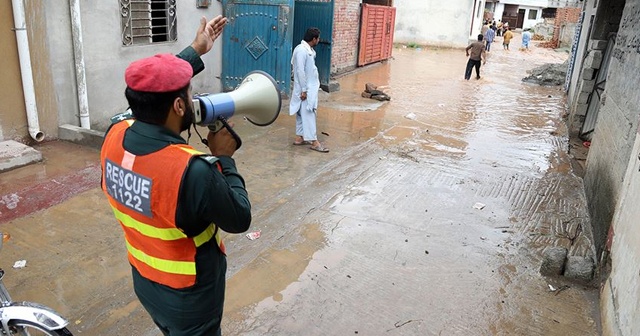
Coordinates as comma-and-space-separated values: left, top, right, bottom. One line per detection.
121, 0, 177, 46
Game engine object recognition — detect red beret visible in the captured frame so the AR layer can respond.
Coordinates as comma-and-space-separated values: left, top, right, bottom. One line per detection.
125, 53, 193, 92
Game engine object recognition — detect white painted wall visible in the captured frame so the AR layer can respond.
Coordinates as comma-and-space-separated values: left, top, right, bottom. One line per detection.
520, 6, 544, 29
394, 0, 486, 48
43, 1, 223, 131
492, 4, 543, 29
495, 3, 505, 22
500, 0, 547, 6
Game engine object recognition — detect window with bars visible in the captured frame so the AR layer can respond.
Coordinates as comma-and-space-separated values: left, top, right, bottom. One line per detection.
121, 0, 177, 46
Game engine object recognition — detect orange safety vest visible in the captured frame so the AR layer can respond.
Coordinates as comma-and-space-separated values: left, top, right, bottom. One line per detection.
100, 120, 225, 289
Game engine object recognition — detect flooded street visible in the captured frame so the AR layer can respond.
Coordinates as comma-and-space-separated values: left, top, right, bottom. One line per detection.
0, 37, 599, 335
220, 42, 598, 335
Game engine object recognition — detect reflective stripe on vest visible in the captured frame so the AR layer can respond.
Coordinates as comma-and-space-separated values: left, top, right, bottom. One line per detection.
111, 207, 217, 248
100, 120, 225, 288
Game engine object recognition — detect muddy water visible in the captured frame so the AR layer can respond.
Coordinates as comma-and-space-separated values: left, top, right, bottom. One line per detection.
0, 39, 598, 335
221, 43, 599, 335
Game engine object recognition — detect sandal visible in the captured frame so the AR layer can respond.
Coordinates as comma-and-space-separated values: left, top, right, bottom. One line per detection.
293, 140, 311, 146
309, 145, 329, 153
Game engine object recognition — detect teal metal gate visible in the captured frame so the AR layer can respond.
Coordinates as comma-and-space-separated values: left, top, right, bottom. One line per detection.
221, 0, 294, 95
293, 0, 334, 91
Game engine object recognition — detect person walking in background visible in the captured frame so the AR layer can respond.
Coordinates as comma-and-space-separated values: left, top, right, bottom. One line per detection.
481, 21, 490, 37
484, 25, 496, 52
464, 34, 487, 80
503, 27, 514, 50
522, 29, 532, 50
100, 15, 253, 336
496, 20, 503, 37
290, 27, 329, 153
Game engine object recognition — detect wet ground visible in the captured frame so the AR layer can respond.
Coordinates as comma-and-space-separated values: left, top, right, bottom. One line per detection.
0, 34, 600, 335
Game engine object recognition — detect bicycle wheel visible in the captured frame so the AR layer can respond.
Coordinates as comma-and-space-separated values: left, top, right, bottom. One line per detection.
8, 320, 72, 336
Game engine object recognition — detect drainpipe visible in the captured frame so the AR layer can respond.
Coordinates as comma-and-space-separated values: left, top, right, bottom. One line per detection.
11, 0, 44, 142
70, 0, 91, 129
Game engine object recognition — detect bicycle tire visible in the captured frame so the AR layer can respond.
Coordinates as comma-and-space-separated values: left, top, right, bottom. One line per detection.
7, 320, 72, 336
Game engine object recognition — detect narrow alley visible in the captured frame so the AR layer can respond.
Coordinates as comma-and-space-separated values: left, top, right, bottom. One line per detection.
0, 36, 600, 335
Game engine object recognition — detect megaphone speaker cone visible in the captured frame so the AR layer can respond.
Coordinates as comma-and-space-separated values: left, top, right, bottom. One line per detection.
228, 70, 282, 127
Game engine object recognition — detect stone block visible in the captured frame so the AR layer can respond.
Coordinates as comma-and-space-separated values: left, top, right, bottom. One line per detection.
0, 140, 42, 173
321, 81, 341, 93
58, 124, 106, 150
540, 247, 568, 276
590, 39, 608, 50
585, 50, 603, 69
580, 79, 596, 93
575, 103, 589, 117
564, 256, 594, 282
577, 92, 591, 105
582, 68, 595, 80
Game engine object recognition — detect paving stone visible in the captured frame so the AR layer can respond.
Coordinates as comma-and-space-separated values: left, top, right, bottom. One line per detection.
540, 247, 568, 276
0, 140, 42, 173
564, 256, 595, 282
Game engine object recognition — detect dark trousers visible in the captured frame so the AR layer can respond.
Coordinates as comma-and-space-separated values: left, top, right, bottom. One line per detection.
465, 59, 481, 80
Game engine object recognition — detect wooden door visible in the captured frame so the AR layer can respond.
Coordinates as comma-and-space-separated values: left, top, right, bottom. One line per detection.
358, 4, 395, 66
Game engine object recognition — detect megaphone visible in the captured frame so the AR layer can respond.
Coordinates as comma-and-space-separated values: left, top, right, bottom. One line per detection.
192, 70, 281, 149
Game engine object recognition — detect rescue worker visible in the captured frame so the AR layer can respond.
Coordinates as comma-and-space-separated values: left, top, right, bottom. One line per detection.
100, 15, 252, 336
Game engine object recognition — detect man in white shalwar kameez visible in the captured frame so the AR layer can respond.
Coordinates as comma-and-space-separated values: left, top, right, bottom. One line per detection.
290, 27, 328, 152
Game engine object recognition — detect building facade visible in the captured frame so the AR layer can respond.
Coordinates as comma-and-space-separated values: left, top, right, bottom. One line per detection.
1, 1, 224, 143
565, 0, 640, 334
1, 0, 389, 144
393, 0, 487, 48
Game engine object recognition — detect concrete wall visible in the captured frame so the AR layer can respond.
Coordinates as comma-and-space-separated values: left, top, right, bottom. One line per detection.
601, 126, 640, 336
575, 0, 628, 258
40, 1, 223, 133
0, 1, 61, 143
554, 7, 582, 47
558, 22, 578, 48
0, 0, 27, 142
567, 0, 597, 126
568, 2, 640, 334
394, 0, 486, 48
331, 0, 361, 75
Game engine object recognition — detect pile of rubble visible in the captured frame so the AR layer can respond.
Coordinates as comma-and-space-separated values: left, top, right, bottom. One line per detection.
361, 83, 391, 101
532, 33, 546, 41
538, 38, 559, 49
522, 60, 568, 86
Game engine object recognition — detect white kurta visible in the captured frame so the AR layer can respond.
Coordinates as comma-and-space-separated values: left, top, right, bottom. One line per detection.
290, 40, 320, 115
289, 40, 320, 141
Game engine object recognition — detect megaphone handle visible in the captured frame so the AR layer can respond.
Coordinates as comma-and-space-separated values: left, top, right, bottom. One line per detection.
216, 117, 243, 150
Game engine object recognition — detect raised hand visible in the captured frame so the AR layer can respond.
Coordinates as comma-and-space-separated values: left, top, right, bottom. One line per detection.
191, 15, 228, 56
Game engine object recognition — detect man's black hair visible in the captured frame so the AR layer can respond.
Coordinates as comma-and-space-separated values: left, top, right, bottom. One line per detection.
303, 27, 321, 42
477, 34, 484, 41
125, 84, 190, 125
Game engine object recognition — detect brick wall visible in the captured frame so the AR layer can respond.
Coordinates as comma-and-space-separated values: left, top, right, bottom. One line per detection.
559, 7, 582, 23
331, 0, 361, 75
552, 7, 582, 43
